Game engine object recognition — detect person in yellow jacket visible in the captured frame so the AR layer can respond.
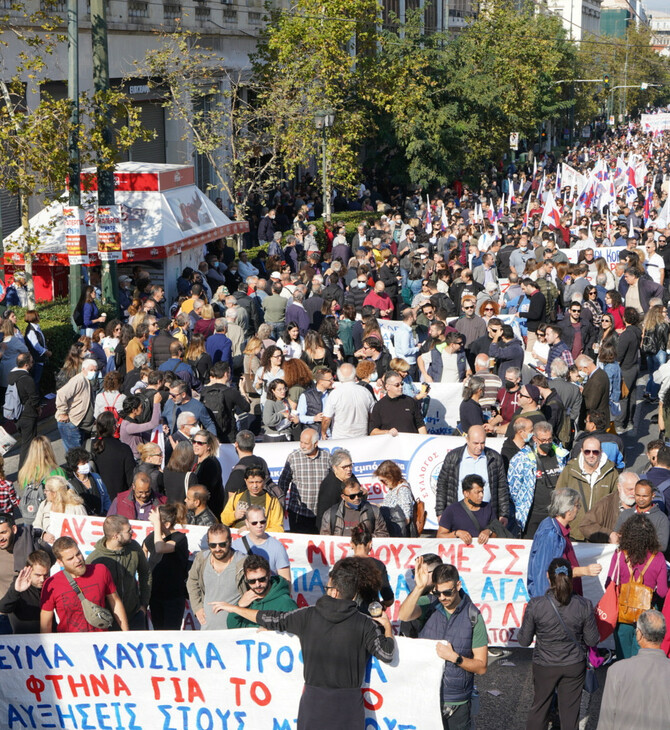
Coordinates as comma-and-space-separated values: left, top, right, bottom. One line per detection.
221, 466, 284, 533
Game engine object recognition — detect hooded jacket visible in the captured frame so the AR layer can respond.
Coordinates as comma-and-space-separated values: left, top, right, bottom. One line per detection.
227, 576, 297, 628
257, 595, 395, 688
86, 537, 151, 617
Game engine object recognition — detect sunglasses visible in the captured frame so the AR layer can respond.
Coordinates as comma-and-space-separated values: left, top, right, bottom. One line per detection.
484, 308, 494, 312
247, 576, 269, 585
583, 449, 601, 456
433, 587, 457, 598
463, 306, 474, 311
345, 492, 364, 500
249, 520, 267, 526
0, 514, 13, 525
192, 440, 207, 445
208, 542, 229, 548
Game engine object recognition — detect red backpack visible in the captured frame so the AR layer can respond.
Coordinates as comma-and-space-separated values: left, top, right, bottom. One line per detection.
102, 393, 123, 438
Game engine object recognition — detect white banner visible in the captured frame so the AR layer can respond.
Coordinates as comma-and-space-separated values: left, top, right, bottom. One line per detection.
0, 630, 443, 730
559, 245, 624, 271
50, 515, 615, 648
641, 112, 670, 133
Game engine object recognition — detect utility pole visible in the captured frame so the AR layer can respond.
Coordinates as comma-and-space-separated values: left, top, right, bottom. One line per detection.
67, 0, 82, 323
91, 0, 118, 313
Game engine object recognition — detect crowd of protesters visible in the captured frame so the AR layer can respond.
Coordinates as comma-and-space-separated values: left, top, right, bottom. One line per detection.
1, 119, 670, 728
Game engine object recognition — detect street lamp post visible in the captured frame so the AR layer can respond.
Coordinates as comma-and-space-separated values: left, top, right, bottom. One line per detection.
314, 109, 335, 221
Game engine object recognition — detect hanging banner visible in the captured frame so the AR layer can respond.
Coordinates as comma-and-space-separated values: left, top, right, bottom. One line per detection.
50, 514, 615, 648
0, 630, 444, 730
63, 206, 89, 265
96, 205, 123, 261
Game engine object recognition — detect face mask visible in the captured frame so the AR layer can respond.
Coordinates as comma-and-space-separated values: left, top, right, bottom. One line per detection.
504, 380, 516, 390
369, 371, 378, 383
357, 281, 366, 289
78, 463, 91, 475
524, 432, 534, 443
190, 426, 200, 436
86, 370, 97, 380
346, 500, 363, 511
230, 269, 237, 275
578, 370, 588, 380
538, 442, 553, 455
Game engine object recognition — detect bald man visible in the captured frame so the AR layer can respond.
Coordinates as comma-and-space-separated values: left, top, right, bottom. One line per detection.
473, 352, 503, 408
434, 425, 510, 524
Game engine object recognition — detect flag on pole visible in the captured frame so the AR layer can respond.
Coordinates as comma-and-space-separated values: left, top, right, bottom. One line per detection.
533, 158, 537, 179
554, 163, 562, 197
524, 195, 531, 227
541, 190, 562, 228
425, 195, 432, 234
441, 204, 449, 232
656, 195, 670, 229
487, 199, 495, 224
509, 180, 516, 208
498, 193, 505, 221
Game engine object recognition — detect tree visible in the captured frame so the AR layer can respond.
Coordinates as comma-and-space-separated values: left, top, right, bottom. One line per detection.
134, 28, 282, 221
0, 3, 148, 307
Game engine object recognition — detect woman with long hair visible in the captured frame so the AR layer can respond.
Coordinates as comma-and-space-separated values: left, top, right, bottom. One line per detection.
595, 258, 615, 290
459, 375, 488, 432
118, 391, 162, 459
163, 441, 198, 503
349, 524, 394, 610
114, 324, 136, 378
191, 429, 224, 516
193, 303, 216, 339
94, 371, 126, 419
337, 304, 357, 362
641, 304, 669, 401
262, 379, 298, 441
77, 285, 106, 336
582, 284, 603, 328
65, 447, 111, 516
135, 442, 164, 497
185, 333, 212, 386
479, 300, 500, 322
91, 412, 136, 500
376, 460, 415, 537
283, 357, 314, 409
143, 503, 190, 630
17, 436, 66, 496
318, 316, 343, 362
301, 331, 337, 372
276, 322, 305, 360
519, 557, 599, 730
597, 340, 622, 417
33, 476, 87, 540
101, 319, 122, 357
605, 290, 626, 332
254, 345, 285, 405
607, 513, 668, 659
595, 311, 618, 355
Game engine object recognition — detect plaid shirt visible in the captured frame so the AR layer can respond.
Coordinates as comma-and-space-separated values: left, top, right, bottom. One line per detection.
279, 448, 332, 518
0, 479, 19, 514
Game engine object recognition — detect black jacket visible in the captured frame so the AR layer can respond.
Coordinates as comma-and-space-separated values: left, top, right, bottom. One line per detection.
257, 596, 395, 688
518, 590, 599, 666
92, 437, 136, 500
558, 316, 598, 356
617, 325, 641, 372
233, 291, 261, 336
435, 445, 509, 519
8, 369, 40, 420
225, 455, 270, 494
151, 331, 178, 369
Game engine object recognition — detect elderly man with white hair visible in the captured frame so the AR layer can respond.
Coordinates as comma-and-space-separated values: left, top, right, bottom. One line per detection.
56, 358, 99, 451
321, 363, 375, 441
580, 471, 638, 543
223, 307, 245, 358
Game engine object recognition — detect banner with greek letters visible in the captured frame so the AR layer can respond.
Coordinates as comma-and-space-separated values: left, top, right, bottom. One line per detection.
50, 515, 615, 647
1, 631, 443, 730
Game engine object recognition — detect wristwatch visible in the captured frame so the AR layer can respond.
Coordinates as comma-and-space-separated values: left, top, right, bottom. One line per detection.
455, 655, 463, 666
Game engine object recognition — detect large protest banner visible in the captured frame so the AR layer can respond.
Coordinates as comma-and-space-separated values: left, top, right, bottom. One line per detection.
559, 245, 624, 271
641, 112, 670, 133
0, 630, 444, 730
51, 515, 615, 647
218, 433, 504, 531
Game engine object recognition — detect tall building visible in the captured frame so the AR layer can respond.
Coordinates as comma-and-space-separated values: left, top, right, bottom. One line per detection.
650, 12, 670, 55
544, 0, 603, 41
381, 0, 478, 35
601, 0, 648, 38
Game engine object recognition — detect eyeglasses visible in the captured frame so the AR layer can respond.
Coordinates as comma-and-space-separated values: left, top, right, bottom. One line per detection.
433, 587, 457, 598
249, 520, 267, 526
345, 492, 364, 500
339, 463, 353, 469
192, 440, 207, 446
247, 576, 269, 585
583, 449, 601, 456
484, 308, 494, 312
208, 541, 229, 548
463, 306, 474, 311
386, 382, 402, 388
169, 393, 180, 398
325, 585, 336, 594
518, 393, 529, 399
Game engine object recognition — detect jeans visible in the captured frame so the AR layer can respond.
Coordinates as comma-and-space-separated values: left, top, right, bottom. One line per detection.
645, 350, 667, 398
57, 420, 88, 452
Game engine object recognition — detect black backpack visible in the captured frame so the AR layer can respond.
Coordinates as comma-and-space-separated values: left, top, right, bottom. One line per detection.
134, 390, 155, 424
200, 383, 232, 441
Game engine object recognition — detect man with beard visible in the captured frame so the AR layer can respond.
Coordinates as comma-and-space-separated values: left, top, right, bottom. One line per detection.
40, 536, 128, 633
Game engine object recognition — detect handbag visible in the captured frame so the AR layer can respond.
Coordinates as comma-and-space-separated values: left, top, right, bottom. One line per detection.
546, 595, 598, 693
595, 557, 619, 641
409, 498, 426, 538
65, 571, 114, 630
617, 554, 655, 625
620, 380, 630, 399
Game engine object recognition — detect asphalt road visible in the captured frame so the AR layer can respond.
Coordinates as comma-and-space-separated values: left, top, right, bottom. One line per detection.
2, 378, 657, 730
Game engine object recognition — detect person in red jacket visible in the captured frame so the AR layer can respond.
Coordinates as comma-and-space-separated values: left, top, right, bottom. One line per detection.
107, 472, 166, 521
363, 281, 394, 319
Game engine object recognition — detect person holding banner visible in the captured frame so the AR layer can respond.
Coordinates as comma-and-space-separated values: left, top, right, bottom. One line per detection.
213, 557, 395, 730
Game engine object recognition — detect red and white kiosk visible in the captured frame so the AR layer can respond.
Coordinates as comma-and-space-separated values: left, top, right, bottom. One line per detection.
2, 162, 248, 303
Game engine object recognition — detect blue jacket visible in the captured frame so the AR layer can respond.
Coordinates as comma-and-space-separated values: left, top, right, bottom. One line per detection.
206, 333, 233, 369
161, 397, 216, 435
527, 517, 566, 598
427, 348, 466, 382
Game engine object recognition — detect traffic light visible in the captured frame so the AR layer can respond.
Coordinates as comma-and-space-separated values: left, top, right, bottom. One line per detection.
603, 75, 610, 90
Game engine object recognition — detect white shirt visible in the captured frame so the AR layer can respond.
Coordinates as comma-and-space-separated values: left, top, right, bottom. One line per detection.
645, 253, 665, 284
323, 382, 375, 439
440, 351, 461, 383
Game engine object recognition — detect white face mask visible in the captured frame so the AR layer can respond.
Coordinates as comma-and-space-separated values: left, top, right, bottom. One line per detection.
190, 426, 200, 437
86, 370, 97, 380
78, 463, 91, 475
578, 370, 588, 380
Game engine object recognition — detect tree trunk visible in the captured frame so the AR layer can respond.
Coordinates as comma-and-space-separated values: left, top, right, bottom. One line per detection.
20, 193, 36, 309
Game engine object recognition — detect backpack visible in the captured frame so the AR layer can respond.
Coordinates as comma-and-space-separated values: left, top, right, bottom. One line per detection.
172, 363, 201, 392
3, 381, 23, 421
134, 390, 154, 424
409, 498, 426, 538
617, 554, 655, 625
19, 481, 45, 525
73, 307, 84, 328
101, 392, 123, 438
200, 384, 233, 441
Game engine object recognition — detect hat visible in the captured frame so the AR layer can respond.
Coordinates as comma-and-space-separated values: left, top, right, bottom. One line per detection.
157, 317, 171, 330
524, 384, 541, 403
119, 275, 132, 283
270, 271, 281, 280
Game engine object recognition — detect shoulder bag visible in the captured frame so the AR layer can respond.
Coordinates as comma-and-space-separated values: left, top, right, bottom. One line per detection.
65, 571, 114, 630
546, 595, 598, 693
